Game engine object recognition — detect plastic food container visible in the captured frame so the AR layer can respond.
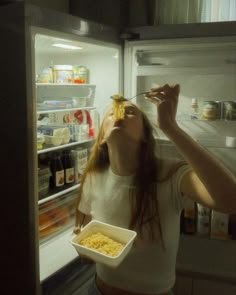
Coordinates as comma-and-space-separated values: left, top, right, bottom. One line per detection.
39, 200, 70, 239
53, 65, 73, 83
44, 135, 63, 146
39, 193, 77, 241
43, 127, 70, 146
72, 97, 87, 107
38, 167, 51, 198
70, 220, 137, 268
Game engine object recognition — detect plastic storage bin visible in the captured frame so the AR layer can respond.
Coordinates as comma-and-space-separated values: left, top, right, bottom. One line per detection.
70, 220, 137, 268
39, 193, 76, 241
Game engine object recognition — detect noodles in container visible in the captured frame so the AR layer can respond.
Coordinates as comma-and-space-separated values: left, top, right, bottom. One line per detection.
80, 232, 124, 257
70, 220, 137, 267
111, 94, 125, 120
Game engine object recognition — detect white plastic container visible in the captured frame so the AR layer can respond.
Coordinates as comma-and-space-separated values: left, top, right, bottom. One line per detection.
70, 220, 137, 268
53, 65, 73, 83
72, 97, 87, 107
44, 135, 63, 146
225, 136, 236, 148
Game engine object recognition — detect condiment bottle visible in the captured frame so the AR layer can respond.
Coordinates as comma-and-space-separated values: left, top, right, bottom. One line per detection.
62, 150, 75, 187
50, 152, 65, 192
196, 203, 211, 236
229, 214, 236, 240
183, 201, 196, 235
190, 98, 199, 119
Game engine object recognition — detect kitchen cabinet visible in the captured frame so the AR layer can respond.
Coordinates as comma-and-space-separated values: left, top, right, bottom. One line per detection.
173, 275, 193, 295
192, 278, 236, 295
173, 274, 236, 295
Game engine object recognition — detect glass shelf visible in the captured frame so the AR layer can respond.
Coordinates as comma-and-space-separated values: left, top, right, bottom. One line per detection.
36, 83, 96, 87
180, 233, 236, 244
37, 106, 96, 115
37, 138, 94, 154
38, 183, 80, 205
156, 136, 236, 149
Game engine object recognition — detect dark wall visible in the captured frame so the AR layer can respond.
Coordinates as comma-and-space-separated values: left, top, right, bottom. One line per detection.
1, 0, 157, 28
69, 0, 156, 28
0, 3, 39, 295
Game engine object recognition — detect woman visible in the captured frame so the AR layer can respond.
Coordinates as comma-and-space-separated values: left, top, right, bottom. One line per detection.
74, 84, 236, 295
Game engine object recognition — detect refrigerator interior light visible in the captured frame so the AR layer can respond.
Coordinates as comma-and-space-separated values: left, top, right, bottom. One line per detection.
52, 43, 83, 50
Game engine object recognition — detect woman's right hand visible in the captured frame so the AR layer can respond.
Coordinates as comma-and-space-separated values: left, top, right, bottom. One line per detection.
145, 84, 180, 135
73, 225, 81, 235
73, 224, 95, 264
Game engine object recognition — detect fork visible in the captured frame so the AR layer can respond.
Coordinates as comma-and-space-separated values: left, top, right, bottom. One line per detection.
110, 91, 149, 102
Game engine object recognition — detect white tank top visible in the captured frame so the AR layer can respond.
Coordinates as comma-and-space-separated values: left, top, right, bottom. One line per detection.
79, 160, 191, 294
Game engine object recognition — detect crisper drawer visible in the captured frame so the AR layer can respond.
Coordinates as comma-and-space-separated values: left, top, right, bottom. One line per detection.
39, 192, 77, 242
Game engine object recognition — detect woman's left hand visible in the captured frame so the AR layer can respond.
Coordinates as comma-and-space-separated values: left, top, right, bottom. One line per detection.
145, 84, 180, 134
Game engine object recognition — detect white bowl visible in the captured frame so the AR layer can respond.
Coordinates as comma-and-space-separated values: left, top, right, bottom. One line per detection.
70, 220, 137, 268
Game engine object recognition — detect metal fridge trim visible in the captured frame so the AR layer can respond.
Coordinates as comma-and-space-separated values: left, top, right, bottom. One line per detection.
122, 21, 236, 40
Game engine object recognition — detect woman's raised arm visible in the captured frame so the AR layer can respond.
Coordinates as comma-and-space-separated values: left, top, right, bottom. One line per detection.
146, 84, 236, 213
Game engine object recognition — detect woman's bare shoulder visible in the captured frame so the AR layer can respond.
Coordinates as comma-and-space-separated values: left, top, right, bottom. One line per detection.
158, 157, 187, 181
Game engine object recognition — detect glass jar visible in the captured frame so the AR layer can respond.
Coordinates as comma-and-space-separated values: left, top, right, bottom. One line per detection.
223, 101, 236, 120
201, 101, 219, 120
73, 65, 88, 84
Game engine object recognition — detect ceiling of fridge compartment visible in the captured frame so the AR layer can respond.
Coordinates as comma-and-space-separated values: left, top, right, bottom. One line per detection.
34, 32, 122, 116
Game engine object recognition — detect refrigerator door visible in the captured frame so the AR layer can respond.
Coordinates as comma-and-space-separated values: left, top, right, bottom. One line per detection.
124, 35, 236, 281
1, 2, 122, 294
124, 36, 236, 144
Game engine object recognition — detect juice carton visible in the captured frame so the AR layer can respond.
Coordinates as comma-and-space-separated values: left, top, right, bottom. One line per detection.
210, 210, 229, 240
72, 148, 88, 183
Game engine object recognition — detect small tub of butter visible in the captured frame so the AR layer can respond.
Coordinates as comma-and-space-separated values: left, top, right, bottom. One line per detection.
225, 136, 236, 148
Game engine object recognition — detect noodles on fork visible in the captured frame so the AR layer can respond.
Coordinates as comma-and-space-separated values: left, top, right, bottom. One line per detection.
111, 94, 125, 120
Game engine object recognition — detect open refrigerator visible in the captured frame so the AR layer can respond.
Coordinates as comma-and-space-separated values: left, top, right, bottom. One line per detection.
124, 37, 236, 286
1, 2, 236, 294
35, 30, 121, 284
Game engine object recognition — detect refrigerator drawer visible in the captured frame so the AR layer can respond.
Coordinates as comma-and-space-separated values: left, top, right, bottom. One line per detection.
39, 192, 77, 242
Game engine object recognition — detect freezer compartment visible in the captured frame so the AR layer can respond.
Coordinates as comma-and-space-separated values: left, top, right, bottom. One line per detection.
39, 192, 77, 242
125, 37, 236, 142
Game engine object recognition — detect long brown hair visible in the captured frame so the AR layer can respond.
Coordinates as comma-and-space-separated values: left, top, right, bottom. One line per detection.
75, 105, 185, 241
